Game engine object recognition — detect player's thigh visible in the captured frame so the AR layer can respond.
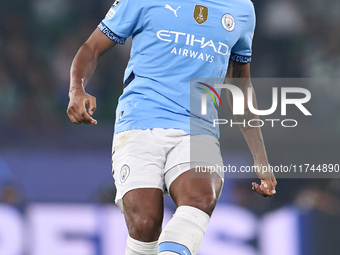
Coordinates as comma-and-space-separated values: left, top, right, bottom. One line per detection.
169, 170, 222, 216
123, 188, 164, 241
165, 134, 224, 216
112, 129, 166, 212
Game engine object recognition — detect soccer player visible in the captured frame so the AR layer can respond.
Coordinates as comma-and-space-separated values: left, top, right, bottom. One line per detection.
67, 0, 277, 254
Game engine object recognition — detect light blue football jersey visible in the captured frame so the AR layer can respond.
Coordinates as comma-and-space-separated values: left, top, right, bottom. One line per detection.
98, 0, 255, 138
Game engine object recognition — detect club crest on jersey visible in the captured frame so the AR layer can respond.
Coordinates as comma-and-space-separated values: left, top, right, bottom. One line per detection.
120, 164, 130, 183
112, 0, 122, 8
222, 14, 235, 31
193, 5, 208, 24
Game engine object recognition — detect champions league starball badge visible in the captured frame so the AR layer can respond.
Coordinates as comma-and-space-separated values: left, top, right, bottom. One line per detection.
221, 14, 235, 31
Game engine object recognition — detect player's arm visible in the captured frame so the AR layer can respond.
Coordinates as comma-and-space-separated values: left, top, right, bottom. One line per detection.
225, 61, 277, 197
67, 28, 116, 124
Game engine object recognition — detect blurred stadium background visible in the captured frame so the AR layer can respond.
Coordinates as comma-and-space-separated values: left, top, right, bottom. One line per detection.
0, 0, 340, 254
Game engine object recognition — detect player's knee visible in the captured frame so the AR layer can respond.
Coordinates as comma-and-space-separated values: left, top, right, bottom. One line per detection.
195, 194, 217, 216
181, 193, 218, 216
128, 215, 162, 241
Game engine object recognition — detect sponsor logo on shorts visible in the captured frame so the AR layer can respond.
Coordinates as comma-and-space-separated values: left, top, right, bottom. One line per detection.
120, 164, 130, 183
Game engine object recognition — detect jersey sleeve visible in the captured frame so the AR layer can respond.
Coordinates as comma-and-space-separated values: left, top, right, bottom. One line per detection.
98, 0, 144, 44
230, 5, 256, 64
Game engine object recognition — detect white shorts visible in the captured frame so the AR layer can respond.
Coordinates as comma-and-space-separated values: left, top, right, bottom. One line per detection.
111, 128, 224, 212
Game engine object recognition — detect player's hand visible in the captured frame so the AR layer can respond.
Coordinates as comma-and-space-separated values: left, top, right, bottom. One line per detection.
67, 89, 97, 125
252, 177, 277, 197
252, 159, 277, 197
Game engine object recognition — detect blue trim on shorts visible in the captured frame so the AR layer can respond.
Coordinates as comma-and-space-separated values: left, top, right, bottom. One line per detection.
158, 242, 191, 255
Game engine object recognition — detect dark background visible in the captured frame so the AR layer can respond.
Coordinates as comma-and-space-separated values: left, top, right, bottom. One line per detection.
0, 0, 340, 254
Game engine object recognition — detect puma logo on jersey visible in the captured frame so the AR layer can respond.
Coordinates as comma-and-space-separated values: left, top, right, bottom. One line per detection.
165, 4, 181, 17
